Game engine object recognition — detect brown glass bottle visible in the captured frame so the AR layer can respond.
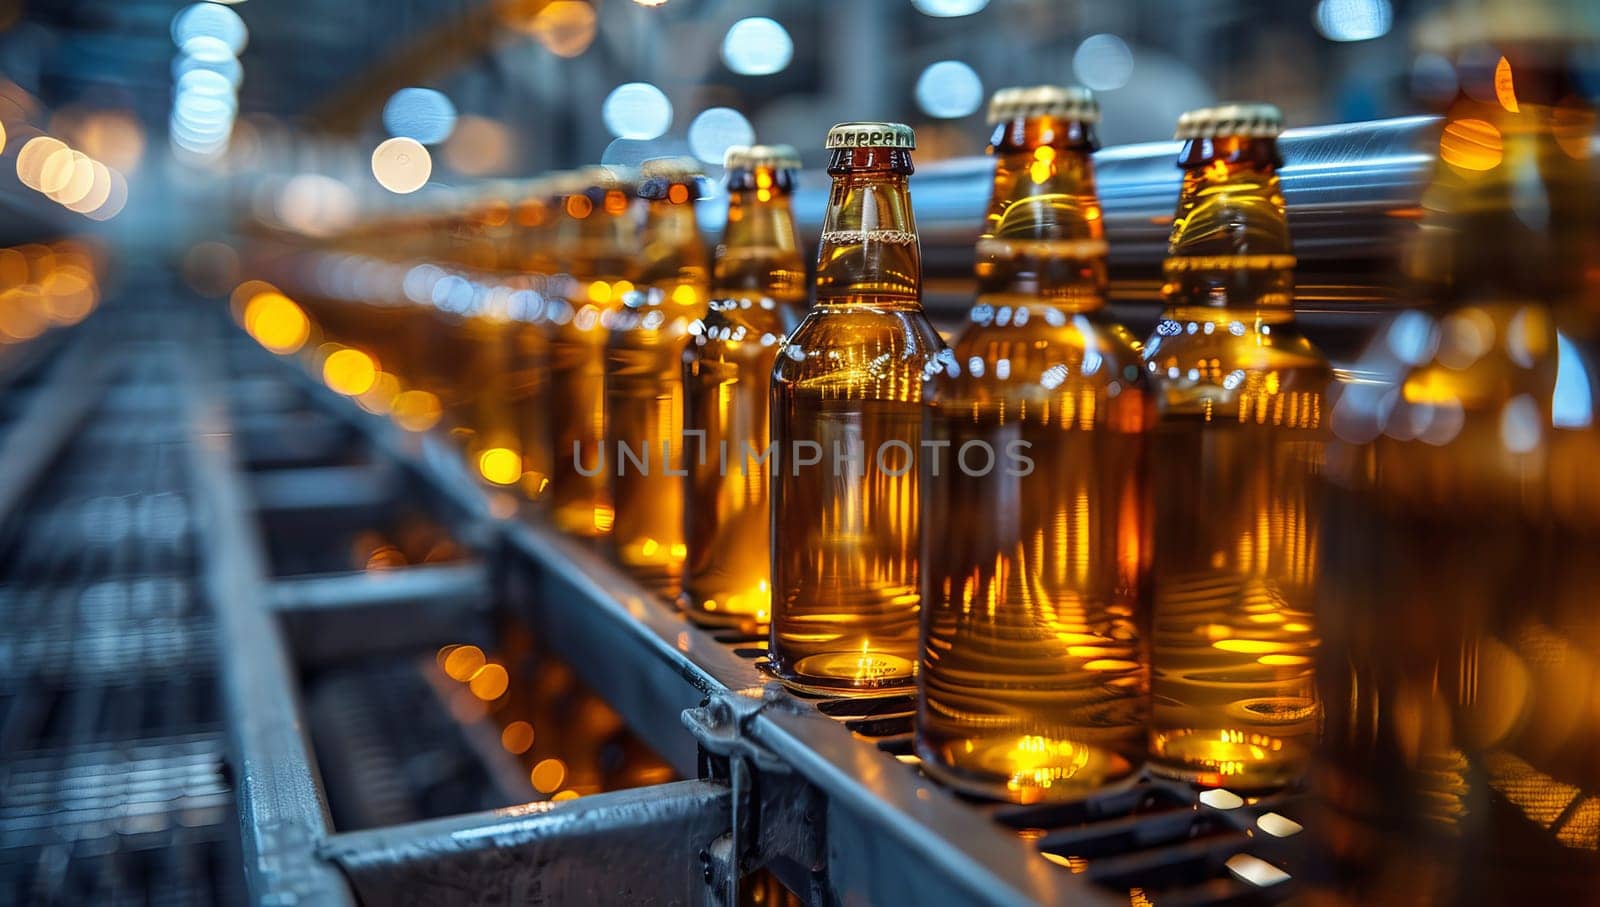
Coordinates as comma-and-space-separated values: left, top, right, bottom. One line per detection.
605, 158, 710, 596
682, 146, 807, 629
1310, 49, 1600, 904
1143, 105, 1330, 789
917, 87, 1151, 803
769, 123, 943, 696
546, 168, 637, 539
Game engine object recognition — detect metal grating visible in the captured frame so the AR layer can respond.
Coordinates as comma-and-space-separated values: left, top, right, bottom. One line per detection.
0, 328, 245, 907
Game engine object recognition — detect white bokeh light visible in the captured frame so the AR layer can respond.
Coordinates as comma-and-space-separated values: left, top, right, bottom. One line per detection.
1313, 0, 1393, 42
915, 61, 984, 119
688, 107, 755, 165
383, 88, 458, 145
173, 52, 243, 88
721, 18, 793, 76
1073, 34, 1134, 91
602, 82, 673, 140
171, 3, 248, 55
911, 0, 990, 17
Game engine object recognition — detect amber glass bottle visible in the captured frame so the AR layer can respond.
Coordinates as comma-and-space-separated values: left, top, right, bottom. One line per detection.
1309, 48, 1600, 904
770, 123, 943, 696
682, 145, 807, 629
546, 167, 637, 539
605, 158, 711, 596
1143, 104, 1330, 789
917, 87, 1151, 803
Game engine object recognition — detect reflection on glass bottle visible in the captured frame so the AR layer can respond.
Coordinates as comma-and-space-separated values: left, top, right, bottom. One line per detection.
1143, 104, 1330, 788
1310, 44, 1600, 904
770, 123, 943, 696
606, 158, 710, 596
546, 168, 637, 540
682, 145, 807, 630
917, 87, 1151, 803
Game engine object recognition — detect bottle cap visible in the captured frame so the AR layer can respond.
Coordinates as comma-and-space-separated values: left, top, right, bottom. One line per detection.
825, 122, 916, 150
724, 144, 803, 171
639, 156, 705, 181
1174, 103, 1285, 140
987, 85, 1099, 124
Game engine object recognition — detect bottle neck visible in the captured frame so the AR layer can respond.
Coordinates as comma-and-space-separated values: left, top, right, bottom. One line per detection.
1162, 136, 1294, 314
717, 166, 806, 300
815, 148, 921, 310
637, 195, 709, 296
975, 115, 1106, 313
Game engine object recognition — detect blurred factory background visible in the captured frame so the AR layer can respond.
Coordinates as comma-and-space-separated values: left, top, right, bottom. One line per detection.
0, 0, 1429, 255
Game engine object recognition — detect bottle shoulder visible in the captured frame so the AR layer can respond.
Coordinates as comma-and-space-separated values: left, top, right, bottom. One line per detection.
772, 302, 945, 392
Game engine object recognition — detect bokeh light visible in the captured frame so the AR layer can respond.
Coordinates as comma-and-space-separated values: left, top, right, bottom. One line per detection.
391, 390, 443, 432
687, 107, 754, 164
915, 61, 984, 119
242, 291, 310, 354
371, 137, 432, 193
910, 0, 990, 16
602, 82, 672, 140
501, 721, 535, 754
468, 663, 510, 700
323, 348, 379, 395
16, 136, 67, 191
1439, 118, 1502, 172
1073, 34, 1134, 91
383, 87, 457, 145
171, 3, 248, 55
721, 17, 793, 76
531, 758, 567, 793
1313, 0, 1393, 42
478, 447, 523, 485
443, 115, 514, 175
529, 0, 597, 58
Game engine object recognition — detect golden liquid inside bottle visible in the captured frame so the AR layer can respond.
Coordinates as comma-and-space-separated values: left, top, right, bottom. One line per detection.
918, 117, 1151, 802
770, 145, 942, 695
1310, 81, 1600, 904
682, 165, 806, 629
605, 180, 709, 596
1145, 137, 1330, 789
546, 187, 635, 539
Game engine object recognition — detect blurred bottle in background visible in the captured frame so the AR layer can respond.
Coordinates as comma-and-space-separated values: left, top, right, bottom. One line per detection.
682, 145, 807, 631
917, 86, 1152, 803
605, 157, 710, 596
1308, 28, 1600, 904
545, 167, 637, 541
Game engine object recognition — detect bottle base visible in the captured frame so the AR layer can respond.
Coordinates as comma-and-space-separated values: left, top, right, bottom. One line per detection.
764, 650, 916, 698
915, 735, 1140, 805
1147, 727, 1311, 790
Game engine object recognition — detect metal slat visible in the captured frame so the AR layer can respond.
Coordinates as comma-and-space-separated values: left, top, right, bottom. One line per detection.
178, 345, 356, 907
320, 781, 732, 906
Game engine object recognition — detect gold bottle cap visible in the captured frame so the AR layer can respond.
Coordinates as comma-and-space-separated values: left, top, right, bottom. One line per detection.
987, 85, 1099, 124
825, 122, 916, 150
1174, 103, 1285, 140
639, 156, 705, 182
723, 144, 803, 171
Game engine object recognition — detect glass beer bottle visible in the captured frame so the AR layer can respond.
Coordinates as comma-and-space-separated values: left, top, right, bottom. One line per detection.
682, 145, 807, 630
1309, 48, 1600, 904
917, 86, 1151, 803
770, 123, 943, 696
605, 157, 711, 596
546, 167, 637, 539
1143, 104, 1330, 788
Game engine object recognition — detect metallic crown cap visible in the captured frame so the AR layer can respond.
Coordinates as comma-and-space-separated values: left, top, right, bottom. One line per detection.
724, 144, 803, 171
987, 85, 1100, 124
639, 156, 704, 181
576, 164, 634, 192
1174, 103, 1284, 140
825, 122, 916, 150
